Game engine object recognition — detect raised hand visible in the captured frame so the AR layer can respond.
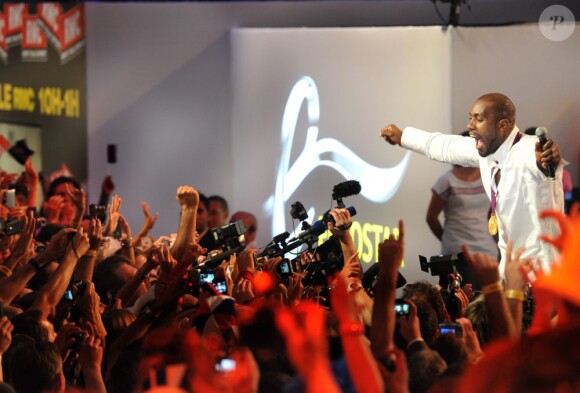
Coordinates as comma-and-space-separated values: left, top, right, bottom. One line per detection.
461, 245, 500, 288
106, 195, 122, 236
65, 183, 86, 215
330, 273, 358, 324
43, 195, 65, 224
535, 138, 561, 173
377, 220, 405, 281
68, 228, 90, 259
341, 252, 361, 278
176, 185, 199, 209
87, 218, 104, 251
275, 302, 339, 392
380, 124, 404, 146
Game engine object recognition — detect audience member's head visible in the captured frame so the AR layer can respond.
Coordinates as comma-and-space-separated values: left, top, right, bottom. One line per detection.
230, 211, 258, 247
408, 349, 447, 393
208, 195, 229, 229
93, 255, 141, 305
9, 341, 64, 393
196, 193, 210, 233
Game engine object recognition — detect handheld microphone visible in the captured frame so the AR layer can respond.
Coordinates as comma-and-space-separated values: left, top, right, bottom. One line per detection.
535, 127, 555, 178
289, 206, 357, 242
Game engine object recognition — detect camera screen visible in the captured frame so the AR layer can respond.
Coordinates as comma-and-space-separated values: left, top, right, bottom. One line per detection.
394, 303, 409, 316
440, 327, 457, 335
64, 290, 74, 301
200, 273, 215, 283
280, 261, 290, 274
214, 281, 228, 294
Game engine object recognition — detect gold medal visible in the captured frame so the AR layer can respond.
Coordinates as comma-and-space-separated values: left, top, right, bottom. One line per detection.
488, 213, 498, 236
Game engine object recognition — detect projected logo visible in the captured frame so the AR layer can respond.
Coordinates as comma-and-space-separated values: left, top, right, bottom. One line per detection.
264, 76, 411, 237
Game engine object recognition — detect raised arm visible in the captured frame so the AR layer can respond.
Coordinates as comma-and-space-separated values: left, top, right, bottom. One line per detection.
31, 229, 90, 320
171, 186, 199, 261
23, 157, 39, 209
331, 273, 384, 393
462, 244, 517, 340
132, 201, 158, 248
380, 124, 479, 167
326, 208, 360, 278
370, 220, 405, 356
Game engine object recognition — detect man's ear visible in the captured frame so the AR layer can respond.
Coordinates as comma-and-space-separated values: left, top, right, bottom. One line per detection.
497, 118, 511, 135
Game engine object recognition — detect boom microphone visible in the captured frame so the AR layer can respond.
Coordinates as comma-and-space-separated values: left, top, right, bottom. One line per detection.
332, 180, 362, 200
535, 127, 555, 178
289, 206, 357, 242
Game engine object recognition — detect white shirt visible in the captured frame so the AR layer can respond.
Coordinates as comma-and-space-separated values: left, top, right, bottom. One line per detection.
401, 126, 564, 273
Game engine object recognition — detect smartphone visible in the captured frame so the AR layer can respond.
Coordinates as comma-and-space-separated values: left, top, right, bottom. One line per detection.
215, 358, 236, 372
213, 279, 228, 294
439, 322, 463, 337
89, 204, 106, 222
64, 290, 74, 301
394, 299, 410, 317
3, 189, 15, 209
6, 219, 25, 235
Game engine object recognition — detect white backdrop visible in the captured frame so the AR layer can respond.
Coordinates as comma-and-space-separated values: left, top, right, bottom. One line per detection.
231, 27, 451, 284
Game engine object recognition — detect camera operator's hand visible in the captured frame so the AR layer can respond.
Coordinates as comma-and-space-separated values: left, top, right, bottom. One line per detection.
237, 248, 256, 274
399, 299, 421, 344
218, 260, 234, 296
180, 242, 206, 266
326, 208, 353, 237
261, 256, 282, 276
176, 185, 199, 209
67, 229, 90, 260
54, 322, 83, 358
87, 218, 103, 251
455, 317, 484, 363
40, 227, 77, 263
233, 278, 254, 304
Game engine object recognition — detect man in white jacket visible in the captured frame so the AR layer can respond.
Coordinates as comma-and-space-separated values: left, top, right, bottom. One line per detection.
380, 93, 564, 273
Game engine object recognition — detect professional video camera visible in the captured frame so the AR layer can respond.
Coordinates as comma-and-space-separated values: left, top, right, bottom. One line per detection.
259, 180, 361, 288
195, 220, 247, 272
419, 253, 466, 320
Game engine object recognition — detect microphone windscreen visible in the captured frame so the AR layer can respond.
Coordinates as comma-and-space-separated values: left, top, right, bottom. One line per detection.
332, 180, 362, 199
535, 127, 548, 139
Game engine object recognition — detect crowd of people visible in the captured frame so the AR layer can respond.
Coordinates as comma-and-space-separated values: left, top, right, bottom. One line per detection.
0, 91, 577, 393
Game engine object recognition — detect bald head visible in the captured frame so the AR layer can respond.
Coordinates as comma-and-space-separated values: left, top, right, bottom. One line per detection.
476, 93, 516, 127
